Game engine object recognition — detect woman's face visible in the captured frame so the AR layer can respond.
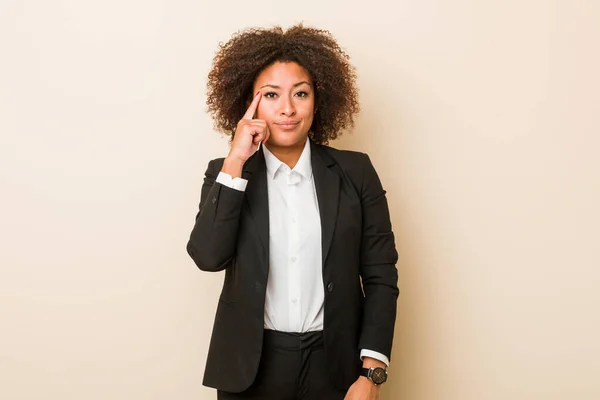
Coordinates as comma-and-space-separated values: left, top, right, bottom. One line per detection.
252, 61, 315, 150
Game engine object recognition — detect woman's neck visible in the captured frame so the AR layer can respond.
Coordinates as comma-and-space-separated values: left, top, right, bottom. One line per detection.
265, 140, 306, 169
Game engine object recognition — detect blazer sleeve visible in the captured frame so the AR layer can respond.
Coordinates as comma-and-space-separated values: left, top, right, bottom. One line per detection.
186, 159, 245, 271
357, 153, 400, 360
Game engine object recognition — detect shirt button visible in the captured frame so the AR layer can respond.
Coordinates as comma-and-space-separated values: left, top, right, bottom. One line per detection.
292, 298, 298, 303
327, 282, 334, 293
291, 257, 297, 262
211, 197, 217, 204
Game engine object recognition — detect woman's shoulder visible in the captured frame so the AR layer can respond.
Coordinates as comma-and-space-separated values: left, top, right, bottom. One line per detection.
315, 143, 370, 168
314, 144, 376, 190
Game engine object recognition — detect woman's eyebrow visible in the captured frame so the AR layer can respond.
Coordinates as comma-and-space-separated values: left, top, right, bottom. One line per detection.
259, 81, 312, 89
293, 81, 312, 88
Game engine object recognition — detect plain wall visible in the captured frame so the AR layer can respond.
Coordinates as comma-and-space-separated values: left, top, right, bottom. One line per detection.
1, 0, 599, 399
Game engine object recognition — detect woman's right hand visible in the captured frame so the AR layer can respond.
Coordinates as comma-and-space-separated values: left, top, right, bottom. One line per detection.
222, 92, 270, 178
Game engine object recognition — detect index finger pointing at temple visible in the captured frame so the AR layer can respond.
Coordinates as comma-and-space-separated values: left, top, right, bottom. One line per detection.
242, 91, 262, 120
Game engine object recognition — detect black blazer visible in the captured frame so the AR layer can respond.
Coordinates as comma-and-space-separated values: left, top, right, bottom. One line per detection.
186, 141, 399, 392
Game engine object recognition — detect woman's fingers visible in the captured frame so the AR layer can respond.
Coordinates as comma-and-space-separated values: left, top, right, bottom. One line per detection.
242, 91, 261, 120
228, 92, 269, 161
261, 124, 271, 145
251, 123, 270, 148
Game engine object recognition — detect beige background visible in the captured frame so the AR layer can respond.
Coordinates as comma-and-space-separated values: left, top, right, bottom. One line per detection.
1, 0, 599, 399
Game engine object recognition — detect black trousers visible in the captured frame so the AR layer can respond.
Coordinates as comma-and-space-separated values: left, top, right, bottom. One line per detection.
217, 330, 348, 400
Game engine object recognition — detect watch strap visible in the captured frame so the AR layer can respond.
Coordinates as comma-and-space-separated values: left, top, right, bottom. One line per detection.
360, 367, 388, 385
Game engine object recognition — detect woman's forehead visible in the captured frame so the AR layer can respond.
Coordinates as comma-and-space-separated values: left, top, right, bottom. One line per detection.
255, 61, 313, 87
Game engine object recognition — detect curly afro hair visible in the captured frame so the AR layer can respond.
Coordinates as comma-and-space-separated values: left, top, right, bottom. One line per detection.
206, 24, 360, 145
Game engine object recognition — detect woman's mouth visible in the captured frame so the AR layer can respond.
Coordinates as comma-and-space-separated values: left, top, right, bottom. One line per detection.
274, 120, 300, 130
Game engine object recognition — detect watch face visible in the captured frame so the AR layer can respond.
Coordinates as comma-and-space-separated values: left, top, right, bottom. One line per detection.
371, 367, 387, 385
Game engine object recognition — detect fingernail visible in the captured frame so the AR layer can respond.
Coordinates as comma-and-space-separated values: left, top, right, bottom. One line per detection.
256, 91, 260, 96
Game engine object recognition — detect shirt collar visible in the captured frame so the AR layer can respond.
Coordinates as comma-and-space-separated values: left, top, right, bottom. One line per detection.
263, 138, 312, 180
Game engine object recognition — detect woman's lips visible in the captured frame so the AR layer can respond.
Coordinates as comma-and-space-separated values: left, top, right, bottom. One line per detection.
274, 121, 300, 130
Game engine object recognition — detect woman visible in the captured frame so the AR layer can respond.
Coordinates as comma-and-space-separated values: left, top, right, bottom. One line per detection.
187, 24, 399, 400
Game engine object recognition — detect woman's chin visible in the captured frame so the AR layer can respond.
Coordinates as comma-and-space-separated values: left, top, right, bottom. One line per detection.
267, 133, 307, 149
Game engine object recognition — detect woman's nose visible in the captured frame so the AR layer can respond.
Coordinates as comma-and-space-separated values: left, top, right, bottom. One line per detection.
280, 96, 296, 116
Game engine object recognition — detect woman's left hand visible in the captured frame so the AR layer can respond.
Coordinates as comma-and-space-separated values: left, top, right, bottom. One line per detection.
344, 377, 380, 400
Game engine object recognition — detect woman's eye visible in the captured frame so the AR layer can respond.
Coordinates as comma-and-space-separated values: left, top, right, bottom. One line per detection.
264, 92, 277, 98
295, 91, 309, 98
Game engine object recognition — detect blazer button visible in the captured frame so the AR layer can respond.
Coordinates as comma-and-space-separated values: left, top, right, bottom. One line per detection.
327, 282, 334, 293
211, 196, 217, 204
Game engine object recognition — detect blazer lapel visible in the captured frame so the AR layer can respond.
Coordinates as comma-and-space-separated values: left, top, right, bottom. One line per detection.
311, 141, 340, 266
242, 149, 269, 271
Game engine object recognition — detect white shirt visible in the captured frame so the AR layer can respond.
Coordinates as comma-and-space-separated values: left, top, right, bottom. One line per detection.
262, 139, 324, 332
215, 138, 389, 366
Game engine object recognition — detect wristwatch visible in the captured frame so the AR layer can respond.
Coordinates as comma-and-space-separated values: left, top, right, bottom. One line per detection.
360, 367, 388, 385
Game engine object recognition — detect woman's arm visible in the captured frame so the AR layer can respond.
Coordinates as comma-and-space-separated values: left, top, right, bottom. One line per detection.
187, 92, 269, 271
357, 153, 400, 360
186, 158, 245, 271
